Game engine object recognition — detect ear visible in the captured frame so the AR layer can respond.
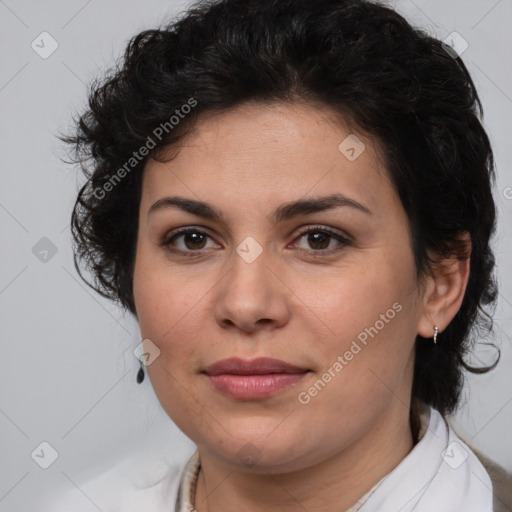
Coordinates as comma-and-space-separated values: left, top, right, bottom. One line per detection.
417, 232, 471, 340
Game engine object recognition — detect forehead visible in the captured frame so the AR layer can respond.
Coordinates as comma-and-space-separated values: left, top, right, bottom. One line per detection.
140, 101, 393, 217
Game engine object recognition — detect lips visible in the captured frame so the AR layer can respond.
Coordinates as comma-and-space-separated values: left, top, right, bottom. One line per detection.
203, 357, 310, 399
203, 357, 309, 376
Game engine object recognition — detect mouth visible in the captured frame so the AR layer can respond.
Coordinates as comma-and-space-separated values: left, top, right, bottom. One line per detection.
203, 357, 310, 376
202, 357, 311, 399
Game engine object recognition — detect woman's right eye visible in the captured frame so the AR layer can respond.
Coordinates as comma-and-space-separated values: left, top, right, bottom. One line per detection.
161, 227, 220, 255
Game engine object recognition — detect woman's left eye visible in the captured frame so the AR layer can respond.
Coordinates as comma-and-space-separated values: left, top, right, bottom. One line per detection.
161, 225, 350, 256
291, 226, 351, 254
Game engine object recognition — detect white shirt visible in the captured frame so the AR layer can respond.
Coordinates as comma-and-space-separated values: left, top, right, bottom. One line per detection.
42, 405, 494, 511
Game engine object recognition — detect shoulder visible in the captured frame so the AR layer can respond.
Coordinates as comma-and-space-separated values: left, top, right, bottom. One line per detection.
360, 404, 496, 512
417, 407, 495, 511
448, 419, 512, 512
476, 452, 512, 512
39, 450, 190, 512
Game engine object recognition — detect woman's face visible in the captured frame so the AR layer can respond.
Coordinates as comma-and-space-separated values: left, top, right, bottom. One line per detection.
133, 102, 429, 473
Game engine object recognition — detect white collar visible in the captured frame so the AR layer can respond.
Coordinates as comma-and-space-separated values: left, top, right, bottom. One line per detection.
354, 405, 493, 511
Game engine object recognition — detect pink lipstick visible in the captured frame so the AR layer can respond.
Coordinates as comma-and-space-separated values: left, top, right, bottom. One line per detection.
203, 357, 310, 399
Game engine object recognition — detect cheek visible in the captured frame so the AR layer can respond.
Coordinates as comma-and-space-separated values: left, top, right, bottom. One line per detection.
133, 254, 210, 424
133, 245, 197, 338
307, 251, 419, 397
307, 256, 414, 346
298, 276, 417, 433
134, 280, 202, 364
132, 250, 217, 391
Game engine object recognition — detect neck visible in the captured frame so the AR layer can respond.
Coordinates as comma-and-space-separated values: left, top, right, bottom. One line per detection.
193, 399, 415, 512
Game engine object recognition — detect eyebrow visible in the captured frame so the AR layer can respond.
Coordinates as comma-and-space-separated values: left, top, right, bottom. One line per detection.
147, 193, 372, 223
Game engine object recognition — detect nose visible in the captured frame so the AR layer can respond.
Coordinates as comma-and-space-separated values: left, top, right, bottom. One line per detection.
213, 246, 291, 334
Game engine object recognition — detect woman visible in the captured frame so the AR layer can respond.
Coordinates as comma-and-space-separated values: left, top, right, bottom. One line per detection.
51, 0, 510, 510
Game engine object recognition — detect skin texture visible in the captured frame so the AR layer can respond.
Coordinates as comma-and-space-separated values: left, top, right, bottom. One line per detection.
132, 101, 470, 512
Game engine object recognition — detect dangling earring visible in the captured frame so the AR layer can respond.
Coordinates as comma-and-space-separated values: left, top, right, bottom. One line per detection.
433, 326, 439, 344
137, 359, 145, 384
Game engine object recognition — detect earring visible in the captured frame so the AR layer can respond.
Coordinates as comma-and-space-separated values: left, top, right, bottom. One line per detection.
433, 326, 439, 344
137, 360, 145, 384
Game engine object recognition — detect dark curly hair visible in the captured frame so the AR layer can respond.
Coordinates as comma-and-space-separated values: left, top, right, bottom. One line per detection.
63, 0, 499, 416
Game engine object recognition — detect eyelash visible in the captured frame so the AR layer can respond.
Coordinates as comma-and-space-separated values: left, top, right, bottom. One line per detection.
160, 225, 351, 258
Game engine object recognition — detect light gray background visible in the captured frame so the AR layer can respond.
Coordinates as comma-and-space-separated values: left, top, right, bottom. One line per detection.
1, 0, 511, 510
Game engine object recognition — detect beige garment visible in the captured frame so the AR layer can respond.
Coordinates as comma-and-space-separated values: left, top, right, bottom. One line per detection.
445, 416, 512, 512
467, 444, 512, 512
